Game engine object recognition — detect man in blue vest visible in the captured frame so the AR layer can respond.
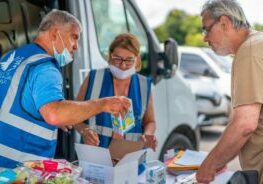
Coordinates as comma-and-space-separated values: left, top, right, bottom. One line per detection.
0, 9, 130, 168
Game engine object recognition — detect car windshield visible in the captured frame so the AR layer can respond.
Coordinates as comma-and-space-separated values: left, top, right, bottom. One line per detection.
202, 48, 233, 73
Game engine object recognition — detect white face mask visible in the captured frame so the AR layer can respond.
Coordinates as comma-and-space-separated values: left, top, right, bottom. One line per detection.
109, 65, 136, 79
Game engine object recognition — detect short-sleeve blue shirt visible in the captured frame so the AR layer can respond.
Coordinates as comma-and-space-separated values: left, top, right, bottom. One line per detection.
21, 47, 64, 120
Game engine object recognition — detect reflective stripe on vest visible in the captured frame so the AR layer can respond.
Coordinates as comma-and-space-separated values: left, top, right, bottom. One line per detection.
75, 69, 105, 143
89, 69, 148, 142
138, 74, 148, 119
125, 74, 148, 141
89, 69, 105, 130
0, 54, 57, 164
125, 133, 142, 142
0, 143, 47, 162
0, 54, 57, 140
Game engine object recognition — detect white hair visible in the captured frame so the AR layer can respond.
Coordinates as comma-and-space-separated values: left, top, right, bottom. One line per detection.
38, 9, 82, 32
201, 0, 250, 30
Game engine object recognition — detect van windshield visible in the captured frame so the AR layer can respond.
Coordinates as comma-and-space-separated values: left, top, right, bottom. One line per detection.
202, 48, 233, 73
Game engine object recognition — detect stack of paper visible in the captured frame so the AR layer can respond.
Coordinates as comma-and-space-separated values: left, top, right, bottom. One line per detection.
165, 149, 207, 171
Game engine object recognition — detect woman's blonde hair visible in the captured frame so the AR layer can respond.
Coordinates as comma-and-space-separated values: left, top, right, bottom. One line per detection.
109, 33, 141, 71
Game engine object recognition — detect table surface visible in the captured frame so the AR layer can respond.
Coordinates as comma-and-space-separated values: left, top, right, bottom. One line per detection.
138, 170, 234, 184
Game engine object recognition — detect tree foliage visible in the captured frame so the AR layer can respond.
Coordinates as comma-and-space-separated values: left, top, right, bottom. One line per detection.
253, 23, 263, 31
154, 9, 263, 47
154, 9, 205, 46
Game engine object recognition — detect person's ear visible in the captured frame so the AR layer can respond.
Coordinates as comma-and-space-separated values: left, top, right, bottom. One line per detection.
220, 15, 232, 31
49, 27, 59, 42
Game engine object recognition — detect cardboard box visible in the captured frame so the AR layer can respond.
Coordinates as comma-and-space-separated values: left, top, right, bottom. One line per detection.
109, 139, 145, 160
75, 142, 146, 184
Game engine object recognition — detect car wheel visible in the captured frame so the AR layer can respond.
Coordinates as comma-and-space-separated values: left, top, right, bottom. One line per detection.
159, 133, 194, 161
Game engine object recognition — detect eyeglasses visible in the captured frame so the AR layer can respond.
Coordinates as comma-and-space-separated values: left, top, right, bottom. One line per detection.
111, 55, 136, 65
202, 19, 219, 36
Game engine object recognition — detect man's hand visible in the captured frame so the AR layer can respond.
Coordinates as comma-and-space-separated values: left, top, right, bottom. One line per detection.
141, 134, 158, 151
101, 96, 131, 118
196, 160, 217, 184
196, 162, 227, 183
82, 128, 100, 146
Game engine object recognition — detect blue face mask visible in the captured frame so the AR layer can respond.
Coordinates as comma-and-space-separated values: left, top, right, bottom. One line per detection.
53, 32, 73, 67
53, 47, 73, 67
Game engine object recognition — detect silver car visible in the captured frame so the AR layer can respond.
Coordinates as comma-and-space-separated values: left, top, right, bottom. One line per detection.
178, 46, 232, 126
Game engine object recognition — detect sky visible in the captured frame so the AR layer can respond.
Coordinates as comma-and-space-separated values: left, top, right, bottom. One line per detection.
135, 0, 263, 28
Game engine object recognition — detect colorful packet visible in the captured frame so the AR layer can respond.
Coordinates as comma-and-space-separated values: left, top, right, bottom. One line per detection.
112, 99, 135, 135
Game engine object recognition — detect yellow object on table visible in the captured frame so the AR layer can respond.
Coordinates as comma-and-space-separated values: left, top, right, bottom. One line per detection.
165, 150, 200, 171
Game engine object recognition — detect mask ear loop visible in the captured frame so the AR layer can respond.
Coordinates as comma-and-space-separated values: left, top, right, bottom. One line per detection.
57, 31, 66, 49
52, 41, 56, 52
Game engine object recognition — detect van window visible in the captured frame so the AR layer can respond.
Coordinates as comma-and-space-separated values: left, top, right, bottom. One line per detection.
91, 0, 127, 57
0, 1, 10, 23
180, 53, 217, 77
124, 1, 149, 74
91, 0, 149, 74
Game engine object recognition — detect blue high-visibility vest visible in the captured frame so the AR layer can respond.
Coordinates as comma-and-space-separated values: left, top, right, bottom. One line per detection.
0, 44, 58, 168
84, 68, 151, 148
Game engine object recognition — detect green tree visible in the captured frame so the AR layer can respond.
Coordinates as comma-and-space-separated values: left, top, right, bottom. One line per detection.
185, 33, 207, 47
253, 23, 263, 31
154, 9, 263, 47
154, 9, 205, 46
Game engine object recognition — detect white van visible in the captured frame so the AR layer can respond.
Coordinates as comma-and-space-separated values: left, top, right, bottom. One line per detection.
0, 0, 199, 161
178, 46, 232, 126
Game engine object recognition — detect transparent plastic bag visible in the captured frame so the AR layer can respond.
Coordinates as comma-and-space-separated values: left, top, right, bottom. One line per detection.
112, 99, 135, 135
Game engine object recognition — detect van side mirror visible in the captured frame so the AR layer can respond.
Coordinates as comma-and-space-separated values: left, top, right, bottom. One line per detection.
163, 38, 178, 78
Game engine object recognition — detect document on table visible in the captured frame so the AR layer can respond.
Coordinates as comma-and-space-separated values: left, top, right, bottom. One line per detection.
81, 161, 113, 183
212, 171, 234, 184
173, 171, 234, 184
175, 150, 207, 166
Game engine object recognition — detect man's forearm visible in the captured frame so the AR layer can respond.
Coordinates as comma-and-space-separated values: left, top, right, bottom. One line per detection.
42, 96, 131, 126
203, 120, 253, 170
197, 104, 261, 183
41, 99, 104, 126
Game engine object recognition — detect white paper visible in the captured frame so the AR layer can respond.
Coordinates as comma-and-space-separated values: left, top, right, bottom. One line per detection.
175, 150, 207, 166
75, 143, 113, 166
174, 171, 234, 184
211, 171, 234, 184
80, 161, 113, 184
173, 170, 234, 184
175, 173, 196, 184
116, 149, 146, 166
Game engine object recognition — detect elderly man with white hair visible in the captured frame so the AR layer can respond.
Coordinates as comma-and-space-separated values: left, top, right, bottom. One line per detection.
0, 9, 130, 168
197, 0, 263, 183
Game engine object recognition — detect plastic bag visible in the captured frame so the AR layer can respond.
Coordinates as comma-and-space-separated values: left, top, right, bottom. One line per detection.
13, 159, 84, 184
112, 99, 135, 135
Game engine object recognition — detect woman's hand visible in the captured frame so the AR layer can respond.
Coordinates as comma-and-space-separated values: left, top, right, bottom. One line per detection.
59, 125, 72, 132
141, 134, 158, 151
81, 128, 100, 146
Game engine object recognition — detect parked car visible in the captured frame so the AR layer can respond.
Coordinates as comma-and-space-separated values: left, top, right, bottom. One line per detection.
178, 46, 232, 126
0, 0, 200, 162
